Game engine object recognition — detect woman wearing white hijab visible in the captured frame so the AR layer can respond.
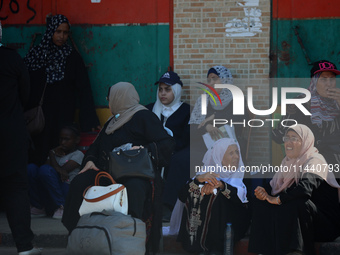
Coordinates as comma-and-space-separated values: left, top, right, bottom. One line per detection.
177, 138, 250, 254
146, 71, 190, 220
249, 124, 340, 255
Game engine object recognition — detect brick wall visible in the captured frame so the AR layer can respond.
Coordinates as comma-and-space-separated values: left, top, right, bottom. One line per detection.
173, 0, 271, 166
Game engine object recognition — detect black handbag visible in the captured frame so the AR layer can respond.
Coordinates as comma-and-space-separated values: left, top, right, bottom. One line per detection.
24, 82, 47, 136
24, 105, 45, 136
108, 148, 155, 180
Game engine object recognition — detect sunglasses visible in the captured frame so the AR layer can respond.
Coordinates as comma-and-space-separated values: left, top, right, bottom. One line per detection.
282, 136, 301, 143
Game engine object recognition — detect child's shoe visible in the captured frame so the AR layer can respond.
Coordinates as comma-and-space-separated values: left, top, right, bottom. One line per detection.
52, 205, 64, 219
18, 247, 42, 255
30, 207, 45, 218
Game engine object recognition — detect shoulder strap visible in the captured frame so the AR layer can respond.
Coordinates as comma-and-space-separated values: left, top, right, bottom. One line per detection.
39, 82, 48, 106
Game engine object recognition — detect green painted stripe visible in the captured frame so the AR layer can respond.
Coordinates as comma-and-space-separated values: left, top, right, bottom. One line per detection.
271, 19, 340, 79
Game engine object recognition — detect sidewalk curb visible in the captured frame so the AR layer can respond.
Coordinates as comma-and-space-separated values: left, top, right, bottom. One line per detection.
0, 233, 68, 248
1, 231, 339, 254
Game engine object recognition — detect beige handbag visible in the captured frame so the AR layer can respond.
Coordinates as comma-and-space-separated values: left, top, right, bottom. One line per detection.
79, 172, 128, 216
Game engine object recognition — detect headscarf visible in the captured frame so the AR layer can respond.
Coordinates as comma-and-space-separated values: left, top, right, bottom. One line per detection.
270, 124, 340, 200
105, 82, 147, 135
189, 65, 234, 124
197, 138, 248, 203
24, 14, 72, 84
308, 73, 340, 128
152, 83, 183, 121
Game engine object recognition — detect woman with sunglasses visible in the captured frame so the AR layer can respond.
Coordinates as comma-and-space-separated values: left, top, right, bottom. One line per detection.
249, 124, 340, 255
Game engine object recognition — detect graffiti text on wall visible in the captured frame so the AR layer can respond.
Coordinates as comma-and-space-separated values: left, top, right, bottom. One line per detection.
0, 0, 36, 23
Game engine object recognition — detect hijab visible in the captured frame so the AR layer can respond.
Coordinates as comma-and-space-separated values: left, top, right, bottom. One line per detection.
270, 124, 340, 200
105, 82, 147, 135
197, 138, 248, 203
152, 83, 183, 121
189, 65, 234, 124
308, 73, 340, 128
24, 14, 72, 84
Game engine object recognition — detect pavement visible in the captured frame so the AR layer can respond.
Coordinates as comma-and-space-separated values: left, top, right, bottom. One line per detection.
0, 212, 189, 254
1, 212, 340, 255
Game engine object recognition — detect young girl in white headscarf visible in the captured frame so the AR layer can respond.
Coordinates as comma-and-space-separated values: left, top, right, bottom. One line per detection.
249, 124, 340, 255
146, 71, 190, 220
177, 138, 250, 254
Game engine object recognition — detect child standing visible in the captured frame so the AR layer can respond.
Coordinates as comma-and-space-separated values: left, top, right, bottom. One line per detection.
28, 124, 84, 219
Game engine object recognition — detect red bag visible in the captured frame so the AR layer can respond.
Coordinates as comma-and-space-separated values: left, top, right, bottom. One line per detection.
78, 131, 99, 153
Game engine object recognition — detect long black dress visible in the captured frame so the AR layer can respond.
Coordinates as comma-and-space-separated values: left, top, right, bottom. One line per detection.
25, 50, 100, 165
62, 109, 175, 253
177, 178, 250, 253
0, 46, 34, 252
248, 173, 340, 255
146, 102, 190, 208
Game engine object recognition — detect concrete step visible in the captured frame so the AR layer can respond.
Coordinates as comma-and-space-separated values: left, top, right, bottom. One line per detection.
162, 235, 254, 255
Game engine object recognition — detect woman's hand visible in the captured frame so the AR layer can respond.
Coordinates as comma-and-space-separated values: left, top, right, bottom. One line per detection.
254, 186, 268, 201
198, 114, 215, 129
79, 160, 99, 174
255, 186, 282, 205
206, 124, 224, 141
130, 145, 144, 150
200, 181, 224, 196
196, 172, 219, 186
327, 88, 340, 106
201, 183, 216, 196
266, 195, 279, 205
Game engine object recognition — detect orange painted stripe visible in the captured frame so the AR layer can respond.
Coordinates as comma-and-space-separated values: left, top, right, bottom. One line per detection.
272, 0, 340, 19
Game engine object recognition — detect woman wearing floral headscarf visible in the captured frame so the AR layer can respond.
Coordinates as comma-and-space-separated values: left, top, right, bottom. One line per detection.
250, 124, 340, 255
24, 14, 100, 165
177, 138, 250, 254
190, 65, 249, 169
272, 60, 340, 172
